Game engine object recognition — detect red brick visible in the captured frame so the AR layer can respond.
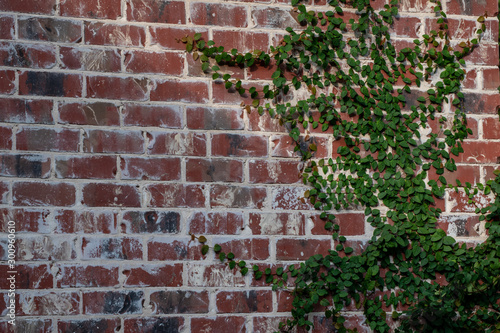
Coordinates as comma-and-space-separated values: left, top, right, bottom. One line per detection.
462, 43, 499, 66
428, 165, 481, 186
17, 292, 79, 315
427, 116, 478, 139
0, 208, 51, 233
150, 26, 209, 50
463, 93, 500, 114
276, 290, 294, 312
213, 30, 269, 52
191, 317, 246, 333
150, 79, 208, 103
0, 264, 52, 289
248, 110, 286, 133
276, 238, 332, 260
0, 42, 56, 69
188, 211, 244, 234
247, 62, 281, 81
186, 158, 243, 182
123, 104, 182, 128
0, 154, 50, 178
216, 290, 272, 313
147, 184, 205, 208
123, 264, 183, 287
120, 156, 180, 181
124, 317, 185, 333
0, 127, 12, 150
59, 102, 119, 126
253, 316, 301, 333
122, 211, 180, 233
87, 76, 148, 101
82, 183, 141, 207
437, 215, 483, 237
313, 314, 370, 333
426, 18, 478, 41
187, 107, 244, 130
127, 0, 185, 23
459, 141, 500, 163
191, 3, 247, 27
0, 70, 15, 94
81, 237, 143, 260
215, 238, 270, 260
272, 187, 313, 210
124, 51, 184, 75
54, 210, 118, 234
251, 7, 301, 29
85, 22, 146, 47
272, 134, 328, 158
82, 291, 143, 314
311, 213, 365, 236
249, 159, 301, 184
147, 132, 206, 156
249, 212, 306, 235
59, 46, 121, 72
0, 16, 14, 39
19, 72, 82, 97
18, 17, 81, 43
212, 81, 266, 105
483, 68, 500, 90
58, 319, 121, 333
0, 99, 53, 124
55, 156, 116, 179
447, 0, 497, 16
484, 166, 500, 181
60, 0, 121, 19
210, 185, 266, 208
0, 0, 56, 14
392, 16, 421, 38
83, 129, 144, 153
150, 290, 209, 313
0, 319, 53, 333
147, 238, 203, 261
13, 182, 76, 207
448, 190, 492, 213
14, 236, 77, 260
187, 55, 245, 79
56, 265, 119, 288
212, 134, 268, 157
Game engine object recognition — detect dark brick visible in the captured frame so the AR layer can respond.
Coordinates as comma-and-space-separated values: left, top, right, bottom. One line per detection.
122, 211, 180, 233
58, 318, 121, 333
150, 291, 209, 314
124, 317, 185, 333
83, 291, 143, 314
18, 17, 82, 43
19, 72, 82, 97
0, 154, 51, 178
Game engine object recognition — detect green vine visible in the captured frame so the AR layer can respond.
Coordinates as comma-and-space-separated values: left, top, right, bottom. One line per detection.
182, 0, 500, 331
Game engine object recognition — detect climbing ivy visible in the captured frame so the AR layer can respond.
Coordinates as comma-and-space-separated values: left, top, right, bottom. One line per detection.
183, 0, 500, 331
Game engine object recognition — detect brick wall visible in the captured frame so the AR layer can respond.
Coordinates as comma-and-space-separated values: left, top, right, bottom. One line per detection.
0, 0, 499, 332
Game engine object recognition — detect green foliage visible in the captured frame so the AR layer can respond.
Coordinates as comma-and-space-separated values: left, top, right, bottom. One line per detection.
184, 0, 500, 331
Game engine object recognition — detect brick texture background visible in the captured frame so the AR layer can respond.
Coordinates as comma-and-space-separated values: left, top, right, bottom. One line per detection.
0, 0, 499, 332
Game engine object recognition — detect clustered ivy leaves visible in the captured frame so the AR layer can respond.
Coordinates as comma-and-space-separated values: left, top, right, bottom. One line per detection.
182, 0, 500, 331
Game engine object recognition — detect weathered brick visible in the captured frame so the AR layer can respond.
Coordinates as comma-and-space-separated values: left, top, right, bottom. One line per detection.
276, 238, 332, 260
448, 189, 492, 213
123, 264, 182, 287
191, 3, 247, 27
55, 156, 116, 179
0, 127, 12, 150
249, 159, 302, 184
272, 187, 313, 210
437, 215, 483, 238
81, 237, 143, 260
191, 317, 246, 333
483, 116, 500, 139
150, 79, 209, 103
123, 104, 182, 128
127, 0, 186, 24
186, 158, 243, 182
0, 264, 53, 289
124, 317, 185, 333
85, 22, 146, 47
147, 184, 205, 208
122, 211, 180, 233
17, 127, 79, 151
60, 0, 122, 19
59, 47, 121, 72
215, 238, 270, 260
147, 132, 206, 156
56, 265, 119, 288
0, 0, 56, 14
150, 290, 209, 313
188, 211, 244, 235
484, 166, 500, 181
0, 42, 56, 69
210, 185, 266, 208
392, 16, 421, 38
212, 134, 268, 157
0, 182, 7, 204
311, 213, 365, 236
187, 107, 244, 130
447, 0, 497, 16
212, 81, 266, 105
462, 43, 499, 66
213, 30, 269, 52
428, 165, 481, 186
58, 319, 121, 333
252, 7, 301, 29
0, 319, 53, 333
483, 68, 500, 90
459, 141, 500, 164
0, 208, 51, 233
87, 76, 149, 101
463, 93, 500, 114
59, 102, 119, 126
18, 17, 81, 43
82, 291, 143, 314
120, 156, 180, 181
19, 72, 82, 97
83, 129, 144, 153
147, 238, 203, 261
0, 70, 15, 94
82, 183, 141, 207
54, 210, 118, 234
150, 26, 209, 50
15, 236, 77, 260
272, 134, 328, 158
253, 316, 299, 333
124, 50, 184, 75
0, 98, 53, 124
13, 182, 76, 207
187, 55, 245, 79
249, 212, 306, 235
0, 154, 51, 178
216, 290, 272, 313
17, 292, 79, 315
0, 16, 14, 39
313, 314, 370, 333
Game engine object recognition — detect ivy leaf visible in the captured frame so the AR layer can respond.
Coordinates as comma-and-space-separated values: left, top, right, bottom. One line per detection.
201, 245, 209, 255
